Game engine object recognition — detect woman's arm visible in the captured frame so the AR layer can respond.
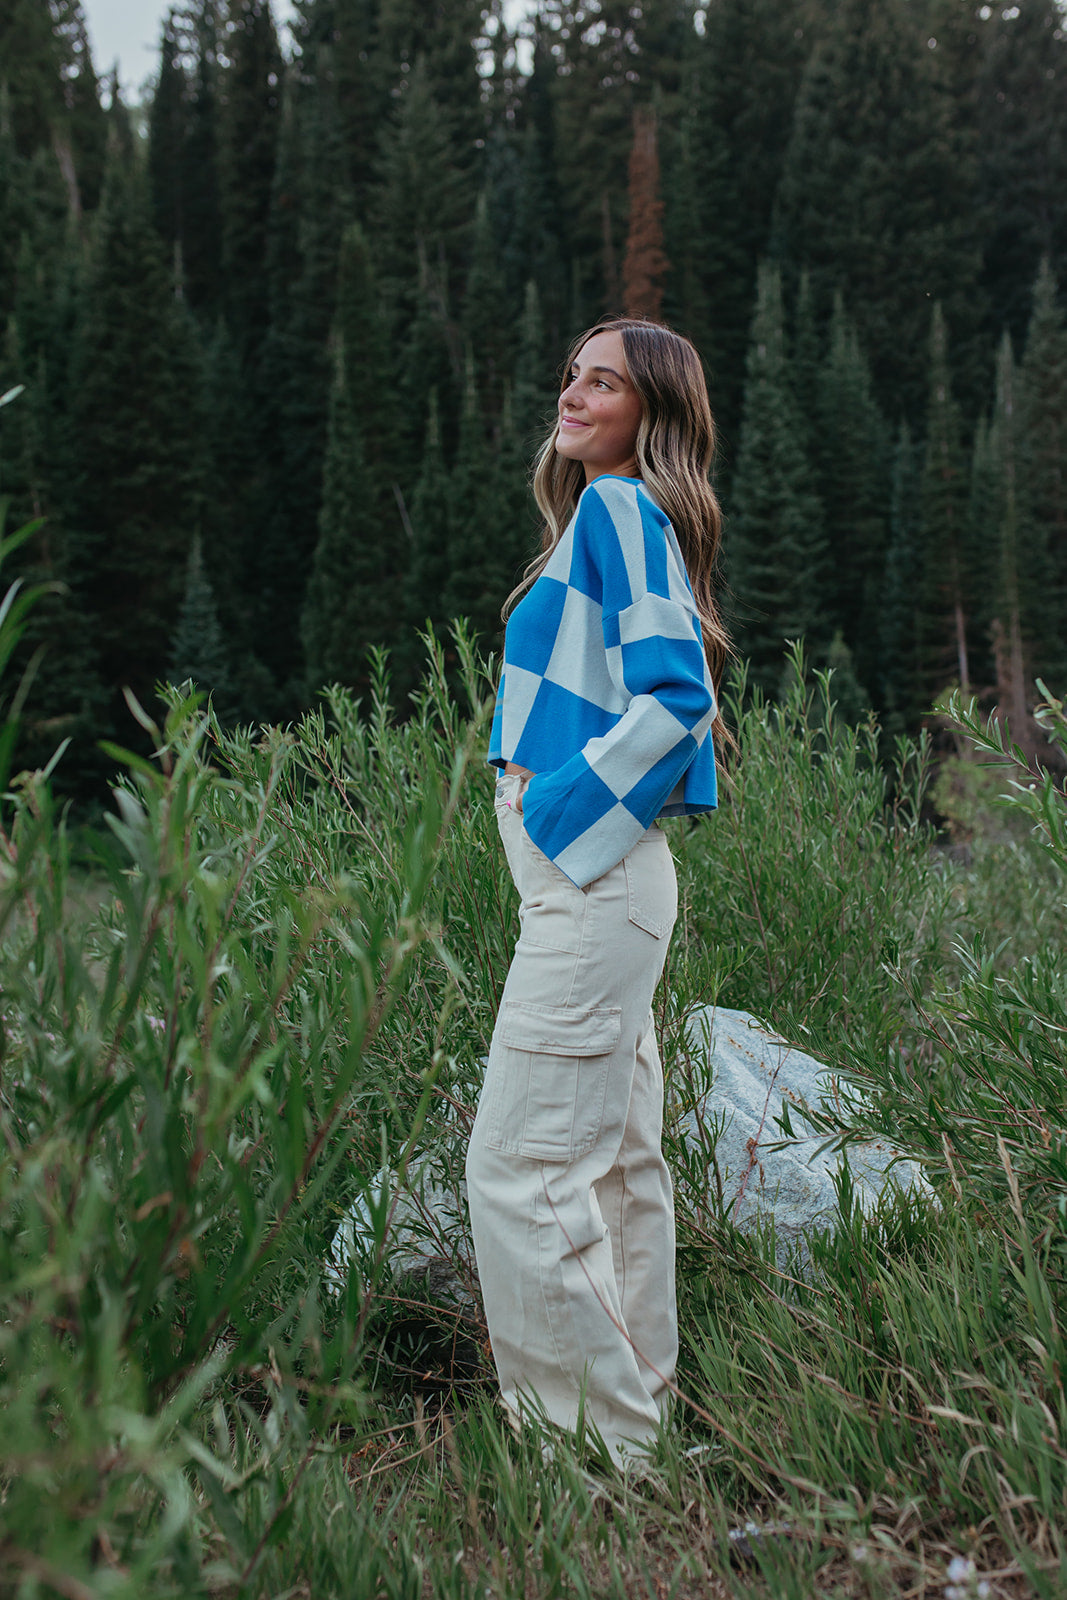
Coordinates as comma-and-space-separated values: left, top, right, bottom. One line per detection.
520, 478, 715, 886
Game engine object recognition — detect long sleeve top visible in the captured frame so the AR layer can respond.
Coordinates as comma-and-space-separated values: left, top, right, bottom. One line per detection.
487, 473, 718, 888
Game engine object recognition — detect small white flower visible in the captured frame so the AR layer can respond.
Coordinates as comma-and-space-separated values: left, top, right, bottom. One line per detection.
947, 1557, 974, 1583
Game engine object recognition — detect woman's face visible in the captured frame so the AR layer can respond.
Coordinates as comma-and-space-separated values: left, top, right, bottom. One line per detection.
555, 330, 643, 483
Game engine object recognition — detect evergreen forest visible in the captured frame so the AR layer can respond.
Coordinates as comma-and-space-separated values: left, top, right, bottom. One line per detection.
7, 6, 1067, 1593
2, 0, 1067, 791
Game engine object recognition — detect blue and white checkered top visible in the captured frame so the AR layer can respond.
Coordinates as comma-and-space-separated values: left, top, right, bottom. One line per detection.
488, 473, 718, 888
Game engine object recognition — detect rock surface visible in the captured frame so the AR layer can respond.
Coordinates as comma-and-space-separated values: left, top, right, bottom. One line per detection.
328, 1007, 931, 1292
326, 1153, 472, 1302
671, 1005, 931, 1251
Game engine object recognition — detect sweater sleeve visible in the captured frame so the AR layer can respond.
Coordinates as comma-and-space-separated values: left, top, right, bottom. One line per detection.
521, 478, 715, 888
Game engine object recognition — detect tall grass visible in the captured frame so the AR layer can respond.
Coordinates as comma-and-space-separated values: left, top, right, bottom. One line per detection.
1, 563, 1065, 1597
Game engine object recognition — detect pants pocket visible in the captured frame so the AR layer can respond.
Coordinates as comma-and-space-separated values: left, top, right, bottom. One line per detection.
494, 772, 524, 813
624, 835, 678, 939
487, 1001, 621, 1161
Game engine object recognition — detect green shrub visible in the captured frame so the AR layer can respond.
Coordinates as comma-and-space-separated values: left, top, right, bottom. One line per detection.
0, 617, 494, 1594
3, 548, 1067, 1596
667, 643, 950, 1069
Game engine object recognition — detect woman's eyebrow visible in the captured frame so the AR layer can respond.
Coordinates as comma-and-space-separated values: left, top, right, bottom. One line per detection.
572, 364, 626, 382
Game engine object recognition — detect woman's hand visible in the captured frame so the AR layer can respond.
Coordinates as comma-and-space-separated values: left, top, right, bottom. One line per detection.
505, 764, 533, 813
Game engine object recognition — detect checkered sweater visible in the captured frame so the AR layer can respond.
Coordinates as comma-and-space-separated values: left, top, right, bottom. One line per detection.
488, 474, 718, 888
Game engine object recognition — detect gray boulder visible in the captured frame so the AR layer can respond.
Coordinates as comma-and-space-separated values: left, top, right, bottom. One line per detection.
325, 1152, 473, 1305
327, 1007, 931, 1294
670, 1005, 931, 1253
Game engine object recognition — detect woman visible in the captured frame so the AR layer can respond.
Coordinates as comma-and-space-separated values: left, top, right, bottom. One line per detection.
466, 317, 729, 1465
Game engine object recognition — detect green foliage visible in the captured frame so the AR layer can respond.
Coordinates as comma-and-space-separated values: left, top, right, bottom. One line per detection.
1018, 258, 1067, 689
169, 534, 234, 718
676, 0, 810, 437
9, 0, 1067, 795
771, 0, 985, 419
978, 0, 1067, 346
671, 642, 946, 1053
300, 231, 404, 695
9, 8, 1067, 1576
69, 155, 204, 734
218, 0, 283, 362
727, 262, 826, 694
404, 388, 452, 660
932, 750, 1023, 845
443, 353, 533, 656
147, 10, 189, 257
0, 616, 491, 1591
916, 302, 973, 704
813, 291, 888, 692
879, 420, 923, 734
2, 550, 1067, 1591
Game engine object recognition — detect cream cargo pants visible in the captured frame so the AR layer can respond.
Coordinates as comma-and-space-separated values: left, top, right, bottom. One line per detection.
466, 771, 679, 1461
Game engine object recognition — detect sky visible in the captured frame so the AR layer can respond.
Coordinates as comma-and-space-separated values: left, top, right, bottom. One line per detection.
80, 0, 299, 98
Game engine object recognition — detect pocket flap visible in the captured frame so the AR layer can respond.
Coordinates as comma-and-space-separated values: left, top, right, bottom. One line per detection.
501, 1001, 621, 1057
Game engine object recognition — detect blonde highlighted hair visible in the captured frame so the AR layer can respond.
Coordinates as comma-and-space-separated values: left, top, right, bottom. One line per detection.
506, 316, 732, 750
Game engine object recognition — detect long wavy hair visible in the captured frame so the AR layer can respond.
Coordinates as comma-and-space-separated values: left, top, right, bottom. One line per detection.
505, 316, 732, 750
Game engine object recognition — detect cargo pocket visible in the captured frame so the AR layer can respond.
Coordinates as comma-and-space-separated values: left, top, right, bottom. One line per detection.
625, 837, 677, 939
486, 1001, 621, 1161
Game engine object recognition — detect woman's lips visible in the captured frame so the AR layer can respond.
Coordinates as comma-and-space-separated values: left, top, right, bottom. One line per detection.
559, 416, 590, 428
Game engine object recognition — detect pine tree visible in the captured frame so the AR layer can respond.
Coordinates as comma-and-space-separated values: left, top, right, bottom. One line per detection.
964, 411, 1000, 698
218, 0, 282, 361
622, 105, 668, 320
791, 271, 820, 456
372, 56, 472, 448
169, 534, 236, 717
404, 388, 452, 656
978, 0, 1067, 346
985, 330, 1036, 746
878, 421, 922, 732
0, 329, 104, 787
0, 88, 32, 323
813, 291, 888, 691
442, 351, 531, 653
511, 34, 570, 348
248, 70, 346, 693
198, 316, 274, 718
659, 44, 714, 365
477, 111, 525, 318
300, 224, 405, 693
181, 1, 224, 313
727, 261, 827, 696
680, 0, 811, 441
462, 188, 510, 399
372, 0, 485, 154
290, 0, 373, 192
1017, 258, 1067, 690
148, 10, 190, 284
50, 0, 107, 212
513, 278, 556, 454
771, 0, 986, 425
537, 0, 691, 318
68, 157, 205, 731
0, 0, 106, 216
300, 341, 399, 693
916, 303, 973, 707
824, 630, 871, 725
